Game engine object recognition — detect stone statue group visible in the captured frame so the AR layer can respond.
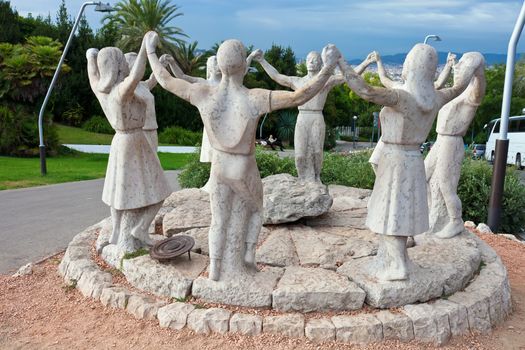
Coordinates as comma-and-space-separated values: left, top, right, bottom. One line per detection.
87, 31, 485, 284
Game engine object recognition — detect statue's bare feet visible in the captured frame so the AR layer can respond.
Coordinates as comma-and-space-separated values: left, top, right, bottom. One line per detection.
435, 219, 463, 239
375, 235, 409, 281
209, 258, 221, 281
118, 234, 141, 254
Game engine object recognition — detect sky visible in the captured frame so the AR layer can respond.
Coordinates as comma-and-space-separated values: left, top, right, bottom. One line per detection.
8, 0, 525, 60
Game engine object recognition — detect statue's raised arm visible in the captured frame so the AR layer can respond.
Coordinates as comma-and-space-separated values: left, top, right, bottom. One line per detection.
145, 31, 208, 103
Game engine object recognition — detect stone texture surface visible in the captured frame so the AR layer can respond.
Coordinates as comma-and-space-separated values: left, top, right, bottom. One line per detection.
178, 228, 210, 255
448, 291, 492, 333
263, 314, 305, 338
192, 267, 283, 308
338, 231, 481, 308
332, 314, 383, 344
291, 225, 377, 269
12, 263, 33, 277
272, 266, 365, 312
126, 294, 165, 320
375, 310, 414, 342
403, 303, 451, 346
432, 299, 469, 336
77, 270, 112, 300
262, 174, 333, 224
229, 313, 263, 336
100, 244, 124, 269
158, 302, 196, 330
122, 253, 208, 298
256, 227, 299, 267
162, 189, 211, 236
305, 319, 335, 342
187, 308, 231, 334
100, 286, 132, 309
476, 223, 493, 234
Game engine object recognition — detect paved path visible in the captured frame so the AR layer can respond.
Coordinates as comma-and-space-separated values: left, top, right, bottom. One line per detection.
0, 171, 181, 274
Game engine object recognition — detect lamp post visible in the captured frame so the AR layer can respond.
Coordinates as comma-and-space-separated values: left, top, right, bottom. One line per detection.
423, 34, 442, 45
487, 0, 525, 231
38, 1, 114, 175
353, 115, 358, 149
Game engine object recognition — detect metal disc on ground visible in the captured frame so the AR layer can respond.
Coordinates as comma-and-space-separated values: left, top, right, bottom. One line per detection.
150, 235, 195, 262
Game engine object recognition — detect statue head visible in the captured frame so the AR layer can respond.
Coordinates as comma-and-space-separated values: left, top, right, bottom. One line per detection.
97, 47, 129, 93
306, 51, 322, 73
217, 39, 247, 76
401, 44, 437, 85
206, 55, 221, 80
124, 52, 138, 70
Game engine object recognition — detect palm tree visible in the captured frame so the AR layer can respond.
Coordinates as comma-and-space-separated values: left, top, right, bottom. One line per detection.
104, 0, 187, 53
173, 41, 207, 76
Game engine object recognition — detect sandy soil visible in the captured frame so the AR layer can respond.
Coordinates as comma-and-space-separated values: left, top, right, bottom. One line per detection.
1, 232, 524, 350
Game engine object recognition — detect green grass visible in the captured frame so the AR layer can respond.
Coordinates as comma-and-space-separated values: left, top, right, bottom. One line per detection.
0, 151, 192, 190
56, 124, 177, 146
56, 123, 114, 145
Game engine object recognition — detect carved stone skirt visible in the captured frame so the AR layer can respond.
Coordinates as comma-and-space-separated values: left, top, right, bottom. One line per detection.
102, 129, 170, 210
365, 143, 429, 236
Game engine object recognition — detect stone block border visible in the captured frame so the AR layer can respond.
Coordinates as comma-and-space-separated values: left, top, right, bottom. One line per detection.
58, 219, 512, 346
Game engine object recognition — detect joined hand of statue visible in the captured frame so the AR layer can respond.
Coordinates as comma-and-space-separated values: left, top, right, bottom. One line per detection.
321, 44, 341, 69
86, 48, 99, 59
159, 54, 174, 66
369, 51, 380, 63
446, 52, 457, 66
144, 31, 159, 54
249, 49, 264, 63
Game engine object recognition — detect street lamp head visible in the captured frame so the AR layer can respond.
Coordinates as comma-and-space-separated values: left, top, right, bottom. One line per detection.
353, 116, 358, 120
95, 2, 115, 12
424, 34, 442, 45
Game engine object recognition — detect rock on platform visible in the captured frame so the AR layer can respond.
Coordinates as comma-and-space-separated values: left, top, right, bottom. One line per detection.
262, 174, 333, 224
162, 189, 211, 236
272, 266, 365, 312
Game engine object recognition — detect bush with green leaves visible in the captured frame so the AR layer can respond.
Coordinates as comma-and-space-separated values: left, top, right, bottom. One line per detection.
0, 105, 59, 156
179, 149, 525, 233
458, 158, 525, 233
158, 126, 202, 146
82, 115, 114, 135
321, 150, 375, 189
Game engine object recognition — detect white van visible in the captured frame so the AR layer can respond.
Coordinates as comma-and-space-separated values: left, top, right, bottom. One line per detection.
485, 114, 525, 168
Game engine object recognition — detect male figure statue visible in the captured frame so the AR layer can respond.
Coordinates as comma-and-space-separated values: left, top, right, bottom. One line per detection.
338, 45, 481, 281
145, 31, 340, 281
160, 53, 258, 191
252, 49, 373, 182
425, 54, 486, 239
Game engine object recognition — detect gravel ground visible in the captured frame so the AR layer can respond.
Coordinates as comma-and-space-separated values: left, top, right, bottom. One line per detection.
0, 231, 524, 350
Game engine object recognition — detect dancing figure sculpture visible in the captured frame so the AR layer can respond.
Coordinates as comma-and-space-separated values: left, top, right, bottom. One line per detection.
86, 40, 170, 254
124, 52, 159, 151
369, 52, 457, 170
425, 53, 486, 239
252, 50, 374, 182
338, 44, 481, 281
161, 52, 259, 191
146, 31, 340, 281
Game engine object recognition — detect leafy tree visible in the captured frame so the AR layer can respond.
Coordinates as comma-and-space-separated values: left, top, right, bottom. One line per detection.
104, 0, 187, 53
173, 41, 206, 76
55, 0, 73, 43
0, 1, 21, 43
0, 36, 70, 103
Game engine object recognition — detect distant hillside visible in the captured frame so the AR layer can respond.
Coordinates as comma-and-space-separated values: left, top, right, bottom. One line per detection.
348, 52, 524, 66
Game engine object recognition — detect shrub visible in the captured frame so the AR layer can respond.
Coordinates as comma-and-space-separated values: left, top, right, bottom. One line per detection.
82, 115, 114, 135
0, 105, 59, 156
324, 127, 337, 150
321, 150, 375, 189
178, 149, 525, 233
158, 126, 202, 146
177, 149, 211, 189
62, 104, 85, 127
